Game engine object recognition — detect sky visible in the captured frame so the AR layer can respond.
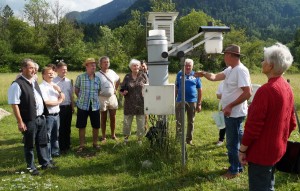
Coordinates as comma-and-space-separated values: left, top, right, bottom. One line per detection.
1, 0, 113, 17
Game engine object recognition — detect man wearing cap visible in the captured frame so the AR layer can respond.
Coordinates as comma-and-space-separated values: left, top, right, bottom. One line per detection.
194, 44, 251, 179
75, 58, 101, 152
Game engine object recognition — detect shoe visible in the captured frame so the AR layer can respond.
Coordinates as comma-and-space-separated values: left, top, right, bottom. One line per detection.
124, 138, 129, 145
76, 146, 85, 153
138, 140, 142, 146
222, 171, 239, 179
216, 141, 224, 146
100, 137, 106, 143
41, 163, 58, 170
50, 160, 56, 165
186, 141, 195, 146
52, 153, 60, 158
112, 136, 118, 141
28, 169, 40, 176
93, 144, 101, 150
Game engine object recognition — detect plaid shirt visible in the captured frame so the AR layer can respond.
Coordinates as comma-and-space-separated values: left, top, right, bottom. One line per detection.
75, 73, 101, 111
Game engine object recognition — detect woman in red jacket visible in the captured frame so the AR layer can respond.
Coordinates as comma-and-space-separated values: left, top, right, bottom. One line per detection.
239, 43, 297, 191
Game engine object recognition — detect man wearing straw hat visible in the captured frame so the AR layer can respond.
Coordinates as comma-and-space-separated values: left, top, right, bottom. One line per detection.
75, 58, 101, 152
194, 44, 252, 179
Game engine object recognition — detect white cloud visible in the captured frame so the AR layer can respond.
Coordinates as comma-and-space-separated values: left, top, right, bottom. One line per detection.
1, 0, 113, 17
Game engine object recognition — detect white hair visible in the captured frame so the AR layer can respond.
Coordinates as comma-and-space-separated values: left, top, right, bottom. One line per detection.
185, 58, 194, 66
129, 59, 141, 68
264, 42, 293, 75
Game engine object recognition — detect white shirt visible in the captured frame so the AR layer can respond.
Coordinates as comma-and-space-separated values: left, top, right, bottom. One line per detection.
221, 63, 251, 117
39, 80, 60, 114
53, 76, 73, 106
8, 75, 44, 116
216, 81, 224, 95
95, 69, 119, 97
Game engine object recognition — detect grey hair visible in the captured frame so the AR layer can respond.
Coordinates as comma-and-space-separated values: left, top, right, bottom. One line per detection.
185, 58, 194, 66
34, 62, 39, 70
129, 59, 141, 68
264, 43, 293, 75
21, 58, 34, 68
99, 56, 110, 68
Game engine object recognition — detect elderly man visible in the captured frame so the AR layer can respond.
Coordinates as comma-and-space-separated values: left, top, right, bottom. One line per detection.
95, 56, 120, 143
8, 59, 54, 175
239, 43, 296, 190
175, 58, 202, 146
40, 66, 65, 161
75, 58, 101, 152
194, 44, 252, 179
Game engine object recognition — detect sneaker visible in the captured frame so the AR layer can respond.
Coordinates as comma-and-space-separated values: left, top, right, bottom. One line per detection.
41, 163, 58, 170
216, 141, 224, 146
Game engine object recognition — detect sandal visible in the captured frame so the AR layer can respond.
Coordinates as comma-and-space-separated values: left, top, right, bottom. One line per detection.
100, 137, 107, 143
77, 146, 85, 153
93, 144, 101, 150
112, 136, 118, 141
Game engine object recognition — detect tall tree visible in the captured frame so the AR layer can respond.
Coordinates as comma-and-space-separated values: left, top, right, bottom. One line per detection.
24, 0, 51, 53
150, 0, 176, 12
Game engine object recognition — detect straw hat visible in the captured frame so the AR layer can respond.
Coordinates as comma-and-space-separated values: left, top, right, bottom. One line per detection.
223, 44, 243, 56
82, 58, 96, 66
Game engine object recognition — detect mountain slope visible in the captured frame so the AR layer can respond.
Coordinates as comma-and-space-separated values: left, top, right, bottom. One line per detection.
65, 0, 138, 24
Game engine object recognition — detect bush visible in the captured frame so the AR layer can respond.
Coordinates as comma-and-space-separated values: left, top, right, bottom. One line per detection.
1, 53, 51, 72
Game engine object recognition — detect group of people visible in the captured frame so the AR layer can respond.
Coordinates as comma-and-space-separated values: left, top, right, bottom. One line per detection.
191, 43, 295, 190
8, 56, 149, 175
8, 42, 297, 190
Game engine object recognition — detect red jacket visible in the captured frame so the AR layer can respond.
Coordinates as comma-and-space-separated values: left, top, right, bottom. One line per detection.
242, 76, 297, 166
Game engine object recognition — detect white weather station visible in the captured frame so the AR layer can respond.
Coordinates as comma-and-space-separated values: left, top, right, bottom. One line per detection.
144, 12, 230, 166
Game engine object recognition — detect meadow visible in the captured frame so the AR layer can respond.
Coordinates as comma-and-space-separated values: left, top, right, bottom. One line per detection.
0, 72, 300, 191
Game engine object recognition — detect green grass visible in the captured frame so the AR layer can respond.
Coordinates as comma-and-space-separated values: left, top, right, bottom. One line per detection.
1, 72, 300, 190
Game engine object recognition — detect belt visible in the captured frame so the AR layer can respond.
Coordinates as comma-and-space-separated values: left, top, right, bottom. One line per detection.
48, 113, 59, 116
60, 105, 71, 108
36, 115, 45, 119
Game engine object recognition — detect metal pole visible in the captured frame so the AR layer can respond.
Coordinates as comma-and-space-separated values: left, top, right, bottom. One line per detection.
180, 56, 186, 167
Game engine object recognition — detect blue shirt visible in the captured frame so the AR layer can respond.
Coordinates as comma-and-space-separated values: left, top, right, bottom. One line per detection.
175, 70, 201, 102
75, 73, 101, 111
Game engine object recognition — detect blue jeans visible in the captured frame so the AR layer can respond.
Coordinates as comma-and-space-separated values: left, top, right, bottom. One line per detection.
248, 162, 275, 191
24, 116, 49, 170
46, 115, 60, 160
224, 116, 245, 174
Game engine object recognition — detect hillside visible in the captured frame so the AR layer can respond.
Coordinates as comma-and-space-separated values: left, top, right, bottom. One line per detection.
65, 0, 300, 43
65, 0, 138, 24
108, 0, 300, 43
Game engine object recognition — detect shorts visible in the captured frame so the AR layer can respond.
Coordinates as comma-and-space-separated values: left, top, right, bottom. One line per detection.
76, 107, 100, 129
99, 94, 118, 111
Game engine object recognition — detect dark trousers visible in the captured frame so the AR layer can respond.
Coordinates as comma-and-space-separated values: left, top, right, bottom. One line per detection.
59, 105, 72, 151
24, 116, 49, 170
248, 162, 275, 191
219, 127, 226, 142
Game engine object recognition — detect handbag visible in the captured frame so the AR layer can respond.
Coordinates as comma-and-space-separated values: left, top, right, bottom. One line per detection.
276, 106, 300, 174
276, 141, 300, 174
212, 102, 225, 129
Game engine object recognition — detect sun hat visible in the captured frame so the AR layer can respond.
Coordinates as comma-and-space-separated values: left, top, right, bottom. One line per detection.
82, 58, 96, 66
223, 44, 243, 56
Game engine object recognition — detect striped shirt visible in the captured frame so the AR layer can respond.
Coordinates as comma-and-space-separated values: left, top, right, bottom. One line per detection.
75, 73, 101, 111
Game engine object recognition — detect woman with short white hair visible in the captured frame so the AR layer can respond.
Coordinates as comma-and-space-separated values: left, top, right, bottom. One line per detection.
120, 59, 149, 145
239, 43, 296, 190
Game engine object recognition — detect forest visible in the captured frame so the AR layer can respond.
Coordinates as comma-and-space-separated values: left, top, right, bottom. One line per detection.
0, 0, 300, 73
